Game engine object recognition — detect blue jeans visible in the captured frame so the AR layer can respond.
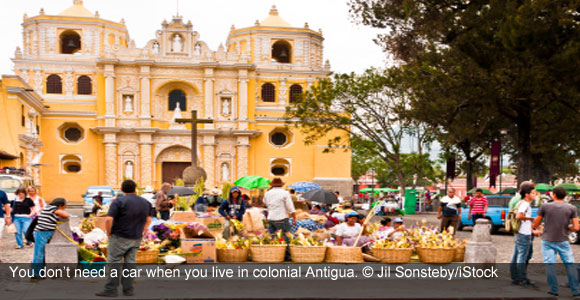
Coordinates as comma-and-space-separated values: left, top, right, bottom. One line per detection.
268, 219, 291, 261
30, 231, 54, 277
542, 240, 579, 295
510, 233, 532, 283
103, 235, 141, 295
13, 216, 32, 248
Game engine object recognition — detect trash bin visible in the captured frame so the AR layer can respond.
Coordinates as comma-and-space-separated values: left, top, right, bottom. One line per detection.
404, 189, 417, 215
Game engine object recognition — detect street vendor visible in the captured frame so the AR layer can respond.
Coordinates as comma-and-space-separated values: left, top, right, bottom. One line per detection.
383, 218, 409, 240
92, 192, 103, 215
335, 212, 371, 247
218, 186, 247, 239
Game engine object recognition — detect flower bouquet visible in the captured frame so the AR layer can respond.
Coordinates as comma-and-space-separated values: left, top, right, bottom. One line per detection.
371, 237, 413, 263
181, 222, 209, 239
80, 217, 95, 234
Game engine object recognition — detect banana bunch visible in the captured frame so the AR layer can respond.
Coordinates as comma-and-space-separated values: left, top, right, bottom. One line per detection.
217, 236, 250, 249
230, 219, 245, 232
373, 237, 412, 249
289, 233, 325, 246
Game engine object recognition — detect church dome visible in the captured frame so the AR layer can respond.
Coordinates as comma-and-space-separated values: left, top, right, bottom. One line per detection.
260, 5, 291, 27
59, 0, 95, 17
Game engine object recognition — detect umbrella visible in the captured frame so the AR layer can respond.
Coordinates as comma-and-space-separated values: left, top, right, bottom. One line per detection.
535, 183, 554, 192
234, 176, 271, 190
288, 181, 321, 193
466, 188, 494, 195
498, 187, 518, 195
168, 186, 196, 196
301, 189, 338, 204
555, 183, 580, 192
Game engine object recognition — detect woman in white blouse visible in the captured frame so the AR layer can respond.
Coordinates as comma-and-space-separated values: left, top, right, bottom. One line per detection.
335, 212, 371, 247
28, 187, 45, 216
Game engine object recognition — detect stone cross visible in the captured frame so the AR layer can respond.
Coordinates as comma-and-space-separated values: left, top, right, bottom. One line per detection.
176, 110, 213, 168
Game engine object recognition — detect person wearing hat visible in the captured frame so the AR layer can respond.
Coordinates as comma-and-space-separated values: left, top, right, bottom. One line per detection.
383, 218, 408, 240
335, 212, 371, 247
264, 178, 296, 238
218, 186, 247, 239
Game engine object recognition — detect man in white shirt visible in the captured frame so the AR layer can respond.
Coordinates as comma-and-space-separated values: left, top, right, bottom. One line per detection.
264, 178, 296, 234
437, 188, 462, 233
264, 178, 296, 261
510, 183, 541, 288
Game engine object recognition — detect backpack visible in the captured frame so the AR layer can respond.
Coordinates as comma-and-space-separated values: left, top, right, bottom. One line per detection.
505, 200, 526, 233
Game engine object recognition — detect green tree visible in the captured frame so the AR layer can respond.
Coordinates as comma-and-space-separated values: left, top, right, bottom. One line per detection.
350, 0, 580, 184
285, 69, 415, 195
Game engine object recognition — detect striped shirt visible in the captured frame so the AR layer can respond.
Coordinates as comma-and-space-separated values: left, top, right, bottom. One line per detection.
469, 196, 488, 215
35, 205, 59, 232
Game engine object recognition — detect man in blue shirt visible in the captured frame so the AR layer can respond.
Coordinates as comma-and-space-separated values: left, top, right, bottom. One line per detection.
0, 190, 12, 260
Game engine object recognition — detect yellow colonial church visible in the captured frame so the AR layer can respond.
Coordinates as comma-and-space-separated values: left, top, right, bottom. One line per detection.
0, 0, 352, 202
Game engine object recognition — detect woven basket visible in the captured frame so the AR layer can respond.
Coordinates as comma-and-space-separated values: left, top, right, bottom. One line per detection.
371, 247, 413, 263
325, 246, 363, 263
454, 244, 465, 262
136, 249, 160, 264
250, 245, 286, 263
290, 246, 327, 263
217, 248, 249, 263
416, 247, 455, 263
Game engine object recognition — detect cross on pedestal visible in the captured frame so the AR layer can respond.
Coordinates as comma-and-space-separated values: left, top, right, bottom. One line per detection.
176, 110, 213, 168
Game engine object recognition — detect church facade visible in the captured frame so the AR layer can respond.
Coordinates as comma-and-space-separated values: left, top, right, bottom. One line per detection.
1, 1, 352, 202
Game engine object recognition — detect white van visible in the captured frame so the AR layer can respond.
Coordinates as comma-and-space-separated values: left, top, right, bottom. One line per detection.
0, 174, 34, 202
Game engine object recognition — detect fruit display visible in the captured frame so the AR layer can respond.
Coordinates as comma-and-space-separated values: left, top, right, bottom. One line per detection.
249, 230, 287, 245
409, 226, 460, 249
373, 237, 412, 249
288, 233, 325, 246
216, 236, 250, 250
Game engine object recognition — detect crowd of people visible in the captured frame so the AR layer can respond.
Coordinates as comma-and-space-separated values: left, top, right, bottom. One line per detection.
4, 178, 580, 297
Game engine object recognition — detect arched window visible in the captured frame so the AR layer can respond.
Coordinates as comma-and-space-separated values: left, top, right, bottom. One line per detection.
46, 75, 63, 94
261, 83, 276, 102
61, 155, 82, 174
77, 76, 92, 95
270, 158, 291, 176
60, 31, 81, 54
168, 89, 186, 111
289, 84, 303, 103
272, 40, 291, 63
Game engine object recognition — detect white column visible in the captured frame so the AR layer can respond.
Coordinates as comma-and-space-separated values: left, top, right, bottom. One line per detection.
104, 64, 116, 127
236, 136, 249, 179
204, 68, 214, 128
104, 133, 118, 187
140, 65, 151, 127
139, 133, 153, 187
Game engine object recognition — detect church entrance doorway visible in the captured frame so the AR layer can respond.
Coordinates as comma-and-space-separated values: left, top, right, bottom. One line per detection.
162, 162, 190, 184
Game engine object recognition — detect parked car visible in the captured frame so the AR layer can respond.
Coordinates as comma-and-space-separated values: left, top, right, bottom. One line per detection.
83, 186, 115, 217
458, 195, 538, 234
0, 174, 34, 202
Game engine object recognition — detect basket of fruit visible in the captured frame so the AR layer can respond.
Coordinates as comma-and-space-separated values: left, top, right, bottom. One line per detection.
414, 230, 458, 263
136, 242, 160, 264
249, 231, 287, 263
325, 246, 363, 263
453, 241, 466, 262
217, 236, 250, 263
371, 238, 413, 263
289, 233, 327, 263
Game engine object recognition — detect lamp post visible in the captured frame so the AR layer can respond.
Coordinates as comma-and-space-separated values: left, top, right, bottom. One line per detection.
499, 129, 509, 191
563, 145, 570, 183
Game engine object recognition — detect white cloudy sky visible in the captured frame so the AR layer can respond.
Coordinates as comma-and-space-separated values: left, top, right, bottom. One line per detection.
0, 0, 387, 74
